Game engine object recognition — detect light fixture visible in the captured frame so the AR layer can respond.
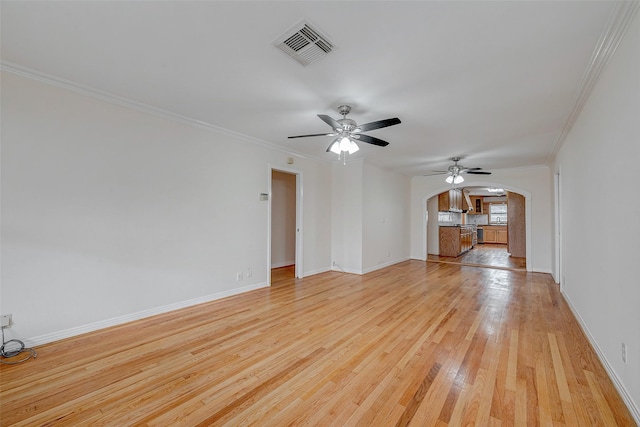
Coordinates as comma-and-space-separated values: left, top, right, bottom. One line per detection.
339, 136, 351, 151
329, 135, 360, 162
329, 140, 341, 154
487, 188, 504, 193
446, 174, 464, 184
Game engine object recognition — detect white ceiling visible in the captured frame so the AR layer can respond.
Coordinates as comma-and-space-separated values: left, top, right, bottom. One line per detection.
1, 1, 631, 176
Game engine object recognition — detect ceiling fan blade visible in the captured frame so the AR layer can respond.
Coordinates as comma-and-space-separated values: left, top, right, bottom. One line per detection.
353, 133, 389, 147
288, 132, 335, 139
462, 167, 482, 171
326, 137, 340, 152
465, 170, 492, 175
423, 172, 449, 176
318, 114, 342, 130
356, 117, 401, 132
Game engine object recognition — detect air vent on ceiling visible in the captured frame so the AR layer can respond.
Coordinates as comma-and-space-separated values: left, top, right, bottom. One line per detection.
274, 21, 333, 66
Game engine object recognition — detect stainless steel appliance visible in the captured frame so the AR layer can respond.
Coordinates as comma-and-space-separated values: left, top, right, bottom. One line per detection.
477, 226, 484, 244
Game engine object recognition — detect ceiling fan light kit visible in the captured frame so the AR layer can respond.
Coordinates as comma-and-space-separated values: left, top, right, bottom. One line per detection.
328, 136, 359, 156
425, 156, 492, 185
288, 105, 400, 164
446, 174, 464, 184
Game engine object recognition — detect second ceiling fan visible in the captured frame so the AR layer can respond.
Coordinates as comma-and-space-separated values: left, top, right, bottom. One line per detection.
288, 105, 401, 156
425, 157, 492, 184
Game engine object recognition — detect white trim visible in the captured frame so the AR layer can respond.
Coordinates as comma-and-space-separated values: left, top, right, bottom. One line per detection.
554, 169, 563, 286
361, 257, 411, 275
546, 1, 640, 164
304, 267, 332, 277
25, 281, 268, 348
562, 291, 640, 425
0, 61, 323, 162
268, 164, 304, 284
271, 260, 296, 269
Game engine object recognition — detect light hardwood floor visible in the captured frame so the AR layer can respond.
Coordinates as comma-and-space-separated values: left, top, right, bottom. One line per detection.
1, 261, 636, 426
428, 243, 527, 271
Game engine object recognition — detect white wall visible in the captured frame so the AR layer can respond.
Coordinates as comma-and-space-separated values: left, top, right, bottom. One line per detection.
426, 196, 439, 255
361, 162, 411, 273
331, 160, 364, 273
552, 10, 640, 419
411, 167, 552, 273
331, 159, 411, 274
270, 170, 296, 268
0, 71, 332, 344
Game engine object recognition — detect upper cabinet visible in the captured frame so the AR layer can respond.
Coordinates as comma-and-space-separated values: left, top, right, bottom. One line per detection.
470, 196, 484, 213
438, 189, 463, 212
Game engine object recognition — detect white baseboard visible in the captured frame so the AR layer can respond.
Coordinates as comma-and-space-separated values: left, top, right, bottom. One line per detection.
362, 257, 411, 275
302, 267, 332, 277
271, 260, 295, 269
561, 291, 640, 425
26, 281, 268, 347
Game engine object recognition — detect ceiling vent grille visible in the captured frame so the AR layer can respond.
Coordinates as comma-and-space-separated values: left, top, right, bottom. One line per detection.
275, 21, 333, 66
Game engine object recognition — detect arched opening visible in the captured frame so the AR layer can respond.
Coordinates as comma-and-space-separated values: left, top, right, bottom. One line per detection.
421, 182, 532, 271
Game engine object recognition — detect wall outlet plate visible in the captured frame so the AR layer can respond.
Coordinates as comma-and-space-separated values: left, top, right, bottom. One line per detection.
1, 314, 12, 328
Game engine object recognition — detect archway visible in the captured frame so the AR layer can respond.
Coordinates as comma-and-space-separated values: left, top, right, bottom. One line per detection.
421, 181, 532, 271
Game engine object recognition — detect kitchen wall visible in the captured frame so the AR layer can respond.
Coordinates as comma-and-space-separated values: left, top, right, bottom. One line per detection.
465, 214, 488, 225
1, 71, 333, 345
551, 10, 639, 420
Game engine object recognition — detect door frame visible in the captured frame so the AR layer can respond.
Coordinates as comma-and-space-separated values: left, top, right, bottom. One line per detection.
554, 169, 563, 288
267, 164, 303, 284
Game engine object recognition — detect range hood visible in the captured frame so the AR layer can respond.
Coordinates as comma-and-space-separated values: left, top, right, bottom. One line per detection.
463, 190, 473, 213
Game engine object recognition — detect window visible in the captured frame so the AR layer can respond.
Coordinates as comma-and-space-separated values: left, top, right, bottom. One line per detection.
489, 204, 508, 224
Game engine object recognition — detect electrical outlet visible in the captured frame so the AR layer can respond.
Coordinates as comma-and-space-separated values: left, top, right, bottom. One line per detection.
247, 267, 252, 278
236, 272, 243, 281
1, 314, 12, 328
622, 342, 627, 364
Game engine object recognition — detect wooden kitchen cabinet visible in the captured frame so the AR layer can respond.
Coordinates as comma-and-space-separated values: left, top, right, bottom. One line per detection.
470, 196, 483, 213
439, 225, 474, 256
483, 226, 507, 244
438, 189, 463, 212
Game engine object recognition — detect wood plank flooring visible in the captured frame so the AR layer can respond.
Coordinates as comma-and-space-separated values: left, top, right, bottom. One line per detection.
428, 244, 527, 271
1, 260, 635, 426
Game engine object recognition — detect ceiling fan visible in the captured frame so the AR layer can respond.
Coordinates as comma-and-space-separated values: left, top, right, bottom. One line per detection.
425, 156, 492, 184
288, 105, 401, 157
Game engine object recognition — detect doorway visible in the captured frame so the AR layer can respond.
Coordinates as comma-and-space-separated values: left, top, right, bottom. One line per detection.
425, 186, 530, 271
269, 168, 302, 284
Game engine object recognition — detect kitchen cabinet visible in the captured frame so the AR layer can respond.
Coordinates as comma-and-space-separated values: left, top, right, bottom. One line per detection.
439, 225, 474, 256
483, 226, 507, 244
438, 189, 463, 212
497, 228, 508, 244
470, 196, 484, 213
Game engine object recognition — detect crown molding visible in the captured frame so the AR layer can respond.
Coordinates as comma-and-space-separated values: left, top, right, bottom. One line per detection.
546, 0, 640, 165
0, 61, 324, 163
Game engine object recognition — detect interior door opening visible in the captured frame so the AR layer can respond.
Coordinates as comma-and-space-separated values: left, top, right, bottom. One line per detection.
270, 169, 302, 284
426, 187, 528, 271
